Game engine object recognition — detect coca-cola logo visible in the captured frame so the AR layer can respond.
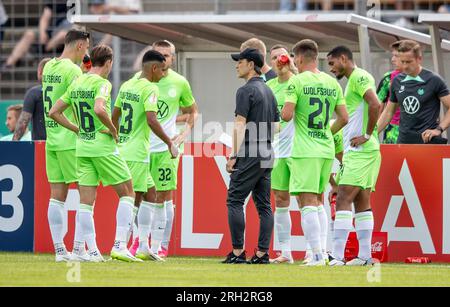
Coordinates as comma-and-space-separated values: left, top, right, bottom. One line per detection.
372, 242, 383, 252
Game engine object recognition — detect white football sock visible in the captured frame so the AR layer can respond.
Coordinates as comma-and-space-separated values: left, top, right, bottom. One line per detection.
317, 204, 328, 253
127, 205, 139, 243
332, 211, 353, 261
72, 210, 86, 255
151, 203, 166, 254
138, 201, 153, 251
355, 211, 374, 260
301, 206, 322, 262
113, 196, 134, 251
275, 207, 292, 259
48, 199, 65, 251
78, 204, 98, 253
161, 200, 174, 250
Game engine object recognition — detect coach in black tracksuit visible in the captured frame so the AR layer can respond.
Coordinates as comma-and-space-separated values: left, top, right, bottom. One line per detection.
223, 48, 280, 264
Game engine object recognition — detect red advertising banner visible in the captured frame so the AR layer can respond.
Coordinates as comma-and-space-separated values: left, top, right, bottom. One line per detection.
33, 142, 450, 262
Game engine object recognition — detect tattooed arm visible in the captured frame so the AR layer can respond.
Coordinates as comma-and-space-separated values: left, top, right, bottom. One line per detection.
13, 111, 32, 141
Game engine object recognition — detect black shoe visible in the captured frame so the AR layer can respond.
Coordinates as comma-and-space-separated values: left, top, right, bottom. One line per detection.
249, 252, 270, 264
221, 250, 248, 264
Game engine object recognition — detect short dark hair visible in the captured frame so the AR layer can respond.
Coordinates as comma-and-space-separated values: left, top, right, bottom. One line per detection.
270, 44, 289, 53
390, 40, 402, 51
327, 45, 353, 60
90, 45, 113, 67
398, 40, 422, 58
142, 50, 166, 64
292, 39, 318, 59
64, 29, 90, 45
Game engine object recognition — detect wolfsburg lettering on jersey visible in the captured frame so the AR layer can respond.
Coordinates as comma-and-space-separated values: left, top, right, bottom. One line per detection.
42, 74, 62, 83
70, 90, 95, 99
303, 87, 337, 97
120, 91, 140, 103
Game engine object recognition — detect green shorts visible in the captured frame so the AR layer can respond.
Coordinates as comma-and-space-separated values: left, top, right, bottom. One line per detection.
289, 158, 333, 195
271, 158, 292, 191
126, 161, 155, 192
77, 154, 132, 187
339, 150, 381, 191
149, 150, 180, 191
46, 149, 78, 184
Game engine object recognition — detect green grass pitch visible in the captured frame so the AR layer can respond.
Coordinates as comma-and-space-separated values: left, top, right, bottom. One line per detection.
1, 253, 450, 287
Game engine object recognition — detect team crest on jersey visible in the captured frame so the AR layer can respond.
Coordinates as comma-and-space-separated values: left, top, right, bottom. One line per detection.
357, 76, 369, 86
286, 84, 295, 94
418, 88, 425, 96
403, 96, 420, 114
168, 88, 177, 98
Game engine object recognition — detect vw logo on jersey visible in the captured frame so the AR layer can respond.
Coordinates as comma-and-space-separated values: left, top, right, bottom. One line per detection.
157, 100, 169, 120
403, 96, 420, 115
168, 88, 177, 98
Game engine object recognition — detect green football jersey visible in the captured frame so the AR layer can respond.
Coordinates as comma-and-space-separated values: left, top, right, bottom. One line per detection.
115, 76, 159, 163
147, 69, 195, 153
42, 58, 82, 151
285, 71, 345, 159
343, 67, 380, 153
267, 77, 294, 158
60, 73, 117, 157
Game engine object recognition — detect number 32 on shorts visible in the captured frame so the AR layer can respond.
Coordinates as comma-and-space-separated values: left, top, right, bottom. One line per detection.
158, 168, 172, 182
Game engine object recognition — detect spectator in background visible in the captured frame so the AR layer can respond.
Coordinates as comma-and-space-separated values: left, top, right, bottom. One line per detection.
241, 38, 277, 82
0, 105, 31, 141
88, 0, 142, 46
0, 0, 9, 42
438, 4, 450, 13
280, 0, 332, 11
376, 41, 403, 144
13, 58, 51, 141
2, 0, 70, 69
280, 0, 306, 12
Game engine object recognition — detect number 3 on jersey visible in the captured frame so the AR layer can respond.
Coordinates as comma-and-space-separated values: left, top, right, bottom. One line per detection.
308, 97, 330, 129
120, 103, 133, 134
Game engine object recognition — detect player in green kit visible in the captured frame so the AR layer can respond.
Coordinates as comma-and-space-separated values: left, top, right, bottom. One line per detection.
327, 46, 381, 266
112, 50, 178, 262
266, 44, 296, 264
282, 40, 348, 266
145, 40, 199, 258
50, 45, 140, 263
42, 29, 90, 262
